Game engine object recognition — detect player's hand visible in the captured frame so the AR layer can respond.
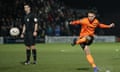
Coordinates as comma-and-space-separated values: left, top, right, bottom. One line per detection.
69, 21, 72, 24
20, 34, 24, 38
33, 31, 37, 37
109, 23, 115, 28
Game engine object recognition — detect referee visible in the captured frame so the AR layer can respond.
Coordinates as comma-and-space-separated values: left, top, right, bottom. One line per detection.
21, 4, 38, 65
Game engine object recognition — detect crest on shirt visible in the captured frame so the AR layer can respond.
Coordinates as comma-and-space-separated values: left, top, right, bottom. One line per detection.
27, 18, 29, 22
93, 23, 97, 26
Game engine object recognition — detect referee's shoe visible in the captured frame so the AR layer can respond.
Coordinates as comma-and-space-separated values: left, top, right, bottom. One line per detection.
24, 61, 30, 65
32, 61, 37, 64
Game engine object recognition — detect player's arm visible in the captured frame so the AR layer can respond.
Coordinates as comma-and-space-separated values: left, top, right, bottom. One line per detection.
98, 23, 115, 28
70, 20, 81, 25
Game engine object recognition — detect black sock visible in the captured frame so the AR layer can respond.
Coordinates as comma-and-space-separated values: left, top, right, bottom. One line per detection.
32, 49, 37, 61
26, 49, 31, 61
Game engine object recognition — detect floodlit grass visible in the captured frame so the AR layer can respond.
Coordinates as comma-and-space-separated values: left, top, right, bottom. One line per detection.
0, 42, 120, 72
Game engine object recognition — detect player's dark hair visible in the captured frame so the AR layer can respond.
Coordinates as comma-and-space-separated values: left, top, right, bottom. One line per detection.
88, 9, 97, 15
87, 7, 98, 15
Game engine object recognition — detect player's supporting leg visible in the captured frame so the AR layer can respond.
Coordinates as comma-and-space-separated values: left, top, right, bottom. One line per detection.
31, 45, 37, 64
25, 46, 31, 65
84, 46, 98, 72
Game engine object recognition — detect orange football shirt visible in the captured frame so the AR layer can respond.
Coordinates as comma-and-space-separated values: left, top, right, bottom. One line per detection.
71, 17, 110, 37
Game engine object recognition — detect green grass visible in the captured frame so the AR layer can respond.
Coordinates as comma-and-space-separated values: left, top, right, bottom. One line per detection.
0, 43, 120, 72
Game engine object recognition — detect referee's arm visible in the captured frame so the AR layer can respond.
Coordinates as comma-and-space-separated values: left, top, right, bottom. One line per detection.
21, 24, 26, 38
22, 24, 26, 34
34, 23, 38, 32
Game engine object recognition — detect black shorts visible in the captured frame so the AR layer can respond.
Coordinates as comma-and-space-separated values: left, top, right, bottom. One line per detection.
80, 36, 94, 49
24, 32, 36, 46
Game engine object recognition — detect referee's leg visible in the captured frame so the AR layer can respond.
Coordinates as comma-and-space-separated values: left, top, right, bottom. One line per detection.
31, 45, 37, 64
24, 46, 31, 65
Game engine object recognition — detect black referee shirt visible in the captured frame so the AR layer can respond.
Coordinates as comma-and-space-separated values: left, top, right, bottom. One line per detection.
23, 12, 38, 32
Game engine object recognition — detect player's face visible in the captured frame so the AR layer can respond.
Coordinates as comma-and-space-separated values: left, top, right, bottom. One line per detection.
88, 13, 96, 21
24, 5, 31, 13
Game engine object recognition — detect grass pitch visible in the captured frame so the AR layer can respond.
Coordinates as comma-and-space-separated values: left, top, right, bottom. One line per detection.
0, 43, 120, 72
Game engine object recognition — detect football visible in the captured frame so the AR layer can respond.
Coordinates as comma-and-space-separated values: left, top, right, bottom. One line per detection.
10, 27, 20, 36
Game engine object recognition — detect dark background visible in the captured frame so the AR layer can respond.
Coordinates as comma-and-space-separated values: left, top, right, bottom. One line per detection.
1, 0, 120, 14
60, 0, 120, 36
62, 0, 120, 13
0, 0, 120, 36
1, 0, 120, 20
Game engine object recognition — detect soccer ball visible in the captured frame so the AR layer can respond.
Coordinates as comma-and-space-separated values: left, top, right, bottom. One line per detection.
10, 27, 20, 36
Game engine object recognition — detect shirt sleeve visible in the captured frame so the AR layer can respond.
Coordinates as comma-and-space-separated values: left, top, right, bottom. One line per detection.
34, 17, 38, 23
71, 18, 85, 25
33, 13, 38, 23
98, 23, 110, 28
71, 19, 81, 25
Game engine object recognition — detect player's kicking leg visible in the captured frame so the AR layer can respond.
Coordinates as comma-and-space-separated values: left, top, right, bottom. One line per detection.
71, 38, 77, 46
71, 36, 87, 46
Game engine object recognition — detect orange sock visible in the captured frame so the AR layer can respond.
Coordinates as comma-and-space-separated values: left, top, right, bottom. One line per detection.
76, 37, 86, 44
86, 54, 96, 68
